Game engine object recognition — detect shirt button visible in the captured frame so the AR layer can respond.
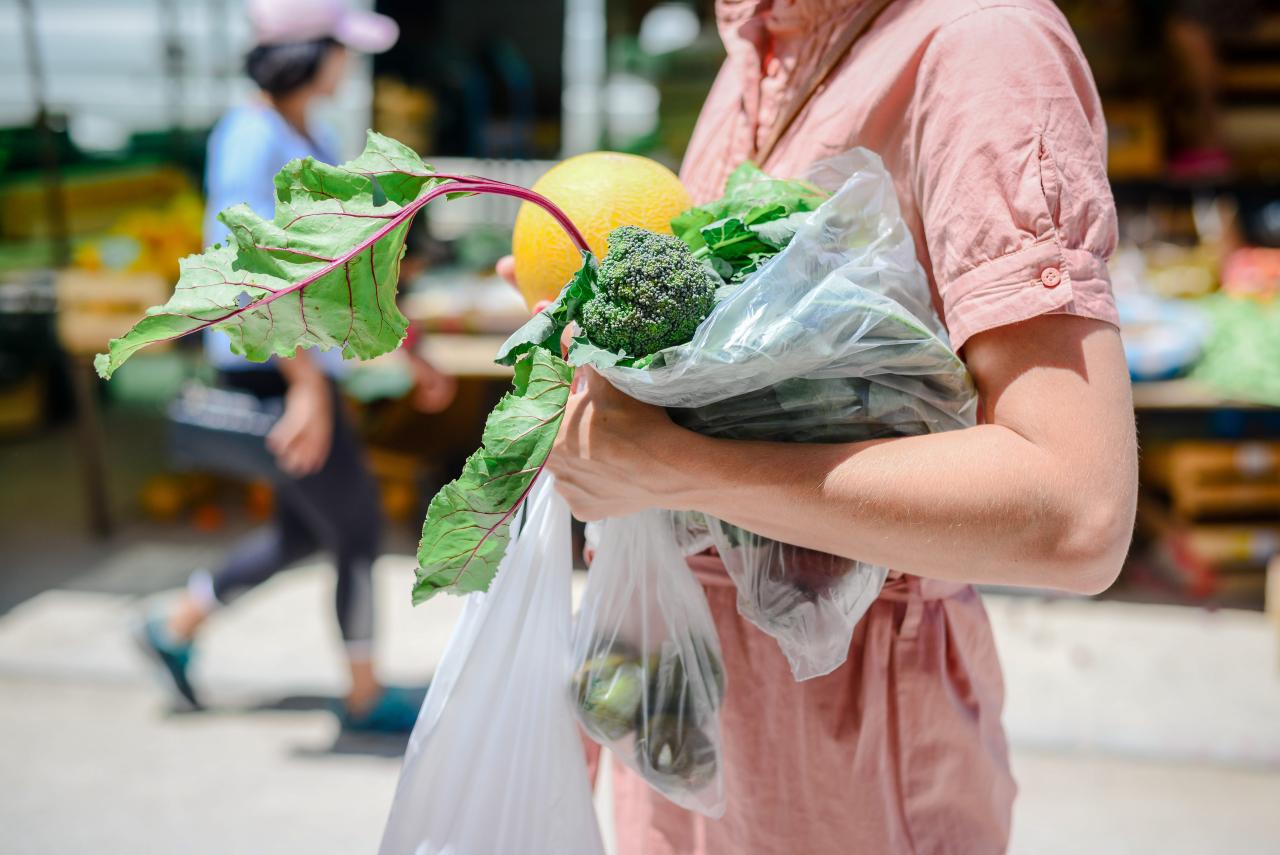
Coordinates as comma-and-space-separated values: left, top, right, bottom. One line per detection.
1040, 266, 1062, 288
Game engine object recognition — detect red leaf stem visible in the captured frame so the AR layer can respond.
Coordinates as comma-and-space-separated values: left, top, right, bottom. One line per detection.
157, 174, 590, 344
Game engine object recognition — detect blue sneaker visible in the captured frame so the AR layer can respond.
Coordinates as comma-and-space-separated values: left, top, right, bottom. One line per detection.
340, 686, 425, 733
134, 612, 200, 709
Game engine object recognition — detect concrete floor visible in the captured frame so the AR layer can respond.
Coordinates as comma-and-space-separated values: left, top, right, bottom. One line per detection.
1, 557, 1278, 854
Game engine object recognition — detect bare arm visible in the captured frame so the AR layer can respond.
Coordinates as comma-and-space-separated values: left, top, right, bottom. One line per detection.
548, 314, 1138, 595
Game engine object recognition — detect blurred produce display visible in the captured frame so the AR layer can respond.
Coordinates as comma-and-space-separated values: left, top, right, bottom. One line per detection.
1222, 247, 1280, 298
1104, 101, 1165, 179
1092, 0, 1280, 603
1143, 243, 1220, 298
401, 270, 529, 334
1188, 294, 1280, 407
55, 270, 172, 358
71, 192, 203, 281
374, 76, 437, 156
0, 274, 56, 436
1116, 293, 1210, 382
139, 471, 275, 530
0, 164, 192, 242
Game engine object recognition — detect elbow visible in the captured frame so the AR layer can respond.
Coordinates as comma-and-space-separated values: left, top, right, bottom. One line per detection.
1043, 494, 1136, 596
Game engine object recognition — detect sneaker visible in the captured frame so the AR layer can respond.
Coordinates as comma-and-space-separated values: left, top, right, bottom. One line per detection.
134, 611, 200, 709
340, 686, 425, 733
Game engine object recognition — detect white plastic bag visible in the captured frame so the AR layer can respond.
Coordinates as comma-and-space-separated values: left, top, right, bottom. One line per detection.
379, 476, 605, 855
571, 510, 727, 817
595, 150, 978, 680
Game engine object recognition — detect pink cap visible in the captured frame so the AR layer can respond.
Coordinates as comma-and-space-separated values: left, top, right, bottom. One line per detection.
248, 0, 399, 53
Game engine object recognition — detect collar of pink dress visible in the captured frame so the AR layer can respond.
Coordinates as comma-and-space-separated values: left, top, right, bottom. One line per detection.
714, 0, 871, 150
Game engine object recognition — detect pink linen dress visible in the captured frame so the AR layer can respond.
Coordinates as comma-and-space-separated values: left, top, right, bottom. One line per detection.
606, 1, 1120, 853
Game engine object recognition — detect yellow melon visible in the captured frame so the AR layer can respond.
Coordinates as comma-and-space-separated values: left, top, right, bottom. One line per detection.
512, 152, 691, 309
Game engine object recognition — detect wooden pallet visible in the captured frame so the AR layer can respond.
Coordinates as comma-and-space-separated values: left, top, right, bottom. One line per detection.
1141, 440, 1280, 519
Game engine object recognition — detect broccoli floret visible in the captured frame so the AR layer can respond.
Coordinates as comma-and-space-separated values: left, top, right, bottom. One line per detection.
579, 225, 718, 358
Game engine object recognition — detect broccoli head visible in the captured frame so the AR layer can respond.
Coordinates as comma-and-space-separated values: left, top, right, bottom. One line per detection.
578, 225, 718, 358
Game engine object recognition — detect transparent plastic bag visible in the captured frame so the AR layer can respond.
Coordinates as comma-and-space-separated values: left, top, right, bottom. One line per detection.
594, 149, 978, 680
571, 510, 727, 817
380, 476, 605, 855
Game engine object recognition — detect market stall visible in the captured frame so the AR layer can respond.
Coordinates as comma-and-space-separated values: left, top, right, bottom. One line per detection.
1, 0, 1277, 619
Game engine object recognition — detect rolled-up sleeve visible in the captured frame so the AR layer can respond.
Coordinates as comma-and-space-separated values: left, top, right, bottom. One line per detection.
909, 5, 1119, 350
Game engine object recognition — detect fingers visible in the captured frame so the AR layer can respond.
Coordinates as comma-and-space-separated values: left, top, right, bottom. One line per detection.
572, 364, 595, 394
423, 376, 457, 413
275, 434, 313, 477
280, 447, 308, 477
432, 376, 458, 412
275, 437, 307, 476
265, 419, 292, 457
413, 372, 456, 413
496, 255, 517, 287
266, 418, 327, 477
287, 438, 326, 477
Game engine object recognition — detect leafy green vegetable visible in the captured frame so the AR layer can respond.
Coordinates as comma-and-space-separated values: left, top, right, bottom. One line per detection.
413, 348, 573, 603
435, 225, 718, 597
95, 130, 592, 383
93, 130, 601, 603
670, 161, 826, 283
93, 134, 827, 606
578, 226, 719, 357
696, 217, 770, 262
564, 337, 645, 370
573, 645, 647, 742
494, 253, 597, 366
637, 713, 717, 792
502, 165, 824, 380
498, 224, 719, 373
1188, 294, 1280, 406
95, 133, 440, 379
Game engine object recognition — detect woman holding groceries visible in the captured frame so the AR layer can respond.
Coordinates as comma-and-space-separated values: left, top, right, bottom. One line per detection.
513, 0, 1137, 851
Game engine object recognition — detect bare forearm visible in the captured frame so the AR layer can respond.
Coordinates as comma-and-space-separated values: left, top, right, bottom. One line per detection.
276, 347, 325, 387
552, 316, 1137, 595
662, 424, 1129, 594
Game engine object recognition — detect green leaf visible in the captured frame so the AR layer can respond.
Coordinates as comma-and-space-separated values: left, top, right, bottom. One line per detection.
749, 210, 811, 248
698, 217, 772, 261
669, 163, 827, 284
567, 336, 658, 371
706, 256, 734, 281
495, 253, 597, 366
670, 208, 716, 250
724, 161, 769, 193
95, 131, 439, 379
741, 203, 787, 226
413, 348, 574, 602
566, 337, 627, 369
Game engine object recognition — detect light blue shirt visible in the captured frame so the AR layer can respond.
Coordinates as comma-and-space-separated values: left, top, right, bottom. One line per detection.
203, 103, 345, 374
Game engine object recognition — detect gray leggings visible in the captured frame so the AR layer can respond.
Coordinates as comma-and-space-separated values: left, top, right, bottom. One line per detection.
211, 372, 381, 648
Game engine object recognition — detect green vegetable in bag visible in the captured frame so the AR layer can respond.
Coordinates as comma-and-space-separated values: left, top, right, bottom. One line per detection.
644, 638, 726, 717
636, 713, 718, 792
572, 644, 647, 742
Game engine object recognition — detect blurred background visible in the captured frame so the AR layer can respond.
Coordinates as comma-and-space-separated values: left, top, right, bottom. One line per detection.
0, 1, 1278, 853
